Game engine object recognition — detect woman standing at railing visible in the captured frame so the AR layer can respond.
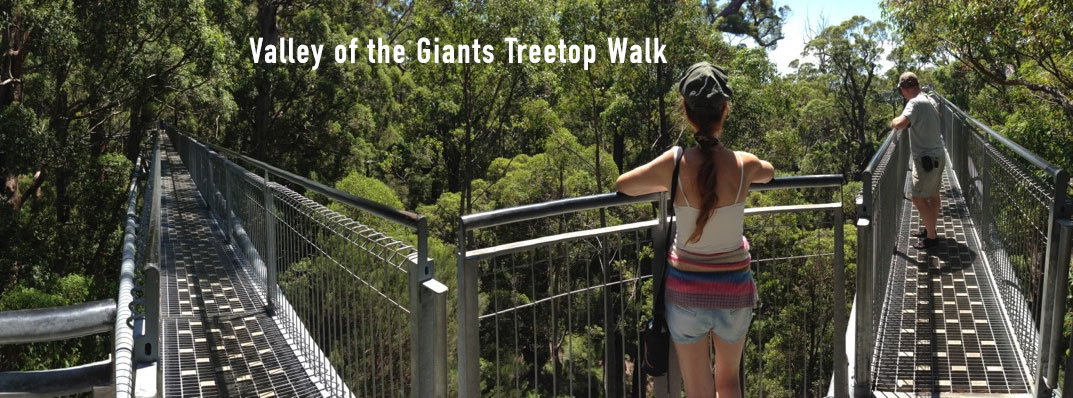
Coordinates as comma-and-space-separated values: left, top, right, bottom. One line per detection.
615, 62, 774, 398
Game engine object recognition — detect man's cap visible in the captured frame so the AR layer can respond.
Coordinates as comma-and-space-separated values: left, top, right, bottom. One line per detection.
678, 62, 733, 110
898, 72, 920, 88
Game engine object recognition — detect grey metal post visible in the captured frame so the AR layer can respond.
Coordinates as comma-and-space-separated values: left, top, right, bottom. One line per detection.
1037, 170, 1070, 395
136, 264, 160, 364
458, 225, 480, 397
412, 217, 447, 398
652, 191, 673, 398
1046, 220, 1072, 387
833, 205, 848, 398
223, 161, 233, 243
855, 175, 873, 397
136, 131, 161, 365
263, 170, 277, 314
979, 136, 992, 242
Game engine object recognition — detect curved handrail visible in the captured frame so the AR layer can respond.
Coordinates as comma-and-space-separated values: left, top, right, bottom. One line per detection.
462, 192, 661, 230
113, 150, 141, 397
159, 121, 424, 229
461, 174, 844, 231
0, 300, 117, 344
0, 359, 112, 397
864, 128, 898, 174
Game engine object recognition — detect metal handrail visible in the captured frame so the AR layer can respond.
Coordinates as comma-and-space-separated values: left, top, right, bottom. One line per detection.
462, 192, 660, 230
461, 175, 844, 231
158, 121, 423, 229
932, 94, 1064, 177
0, 359, 113, 397
114, 149, 142, 397
864, 128, 898, 175
0, 300, 117, 344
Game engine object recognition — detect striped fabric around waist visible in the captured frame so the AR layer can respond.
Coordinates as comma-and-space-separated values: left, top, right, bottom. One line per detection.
665, 236, 757, 309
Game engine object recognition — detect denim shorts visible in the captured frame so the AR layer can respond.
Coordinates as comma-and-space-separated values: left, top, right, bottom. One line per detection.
665, 303, 753, 344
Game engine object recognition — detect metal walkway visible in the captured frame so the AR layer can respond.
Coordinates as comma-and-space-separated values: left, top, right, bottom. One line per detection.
157, 136, 320, 397
872, 165, 1029, 395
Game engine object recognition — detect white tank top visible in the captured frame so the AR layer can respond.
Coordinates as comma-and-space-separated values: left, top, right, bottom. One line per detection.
672, 146, 746, 253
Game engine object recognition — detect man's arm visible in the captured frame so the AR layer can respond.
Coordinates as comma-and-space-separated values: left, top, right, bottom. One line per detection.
891, 115, 910, 130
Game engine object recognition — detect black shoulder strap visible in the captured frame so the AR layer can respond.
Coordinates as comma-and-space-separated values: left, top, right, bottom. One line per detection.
654, 147, 684, 318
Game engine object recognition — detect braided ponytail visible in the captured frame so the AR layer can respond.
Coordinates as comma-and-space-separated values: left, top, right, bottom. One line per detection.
683, 100, 730, 244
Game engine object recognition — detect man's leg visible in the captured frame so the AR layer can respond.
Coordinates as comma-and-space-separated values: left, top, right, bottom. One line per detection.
912, 196, 937, 239
927, 191, 941, 238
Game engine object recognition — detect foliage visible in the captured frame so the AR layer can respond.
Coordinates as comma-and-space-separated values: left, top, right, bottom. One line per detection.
883, 0, 1073, 117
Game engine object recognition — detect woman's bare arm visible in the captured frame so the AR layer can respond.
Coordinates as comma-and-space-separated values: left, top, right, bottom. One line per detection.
740, 151, 774, 184
614, 148, 676, 196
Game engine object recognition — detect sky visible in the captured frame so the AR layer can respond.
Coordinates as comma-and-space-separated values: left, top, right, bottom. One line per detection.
729, 0, 891, 75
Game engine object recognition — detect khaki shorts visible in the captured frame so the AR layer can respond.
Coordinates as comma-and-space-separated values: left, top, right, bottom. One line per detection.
911, 155, 944, 197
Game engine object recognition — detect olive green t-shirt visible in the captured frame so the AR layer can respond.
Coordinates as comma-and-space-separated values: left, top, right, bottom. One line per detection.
902, 94, 944, 158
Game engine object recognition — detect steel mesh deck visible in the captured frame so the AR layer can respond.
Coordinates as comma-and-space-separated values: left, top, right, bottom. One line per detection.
159, 140, 321, 397
872, 165, 1030, 395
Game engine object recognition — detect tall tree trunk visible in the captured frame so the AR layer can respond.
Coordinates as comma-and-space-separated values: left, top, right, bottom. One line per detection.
254, 1, 278, 157
1, 8, 29, 202
88, 90, 107, 158
0, 9, 28, 108
613, 131, 624, 173
52, 64, 71, 224
654, 1, 668, 151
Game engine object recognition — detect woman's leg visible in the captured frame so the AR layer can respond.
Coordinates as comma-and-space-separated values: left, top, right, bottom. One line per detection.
712, 334, 745, 398
673, 335, 715, 398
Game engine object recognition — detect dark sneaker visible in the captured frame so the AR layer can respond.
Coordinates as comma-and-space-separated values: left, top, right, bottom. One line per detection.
914, 238, 938, 250
911, 229, 928, 238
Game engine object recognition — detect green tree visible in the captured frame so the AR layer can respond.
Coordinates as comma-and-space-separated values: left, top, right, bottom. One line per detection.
803, 16, 889, 175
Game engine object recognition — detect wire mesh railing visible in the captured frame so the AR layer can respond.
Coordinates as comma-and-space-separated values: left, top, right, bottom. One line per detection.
163, 124, 447, 398
931, 92, 1071, 394
853, 126, 910, 394
457, 175, 846, 397
743, 203, 847, 397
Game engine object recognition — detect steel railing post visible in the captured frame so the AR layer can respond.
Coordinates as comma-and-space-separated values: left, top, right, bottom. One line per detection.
855, 168, 874, 398
263, 170, 277, 315
412, 217, 447, 398
979, 136, 992, 243
458, 225, 480, 397
1038, 170, 1070, 395
1046, 219, 1072, 392
223, 161, 233, 243
833, 204, 848, 398
650, 191, 682, 397
135, 131, 161, 386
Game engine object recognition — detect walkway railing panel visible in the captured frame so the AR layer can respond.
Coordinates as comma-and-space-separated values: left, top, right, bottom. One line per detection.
853, 126, 910, 395
164, 124, 447, 398
458, 175, 846, 397
745, 201, 847, 398
932, 93, 1071, 394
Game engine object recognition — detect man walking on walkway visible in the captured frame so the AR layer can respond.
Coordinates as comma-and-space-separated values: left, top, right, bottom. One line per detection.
890, 72, 945, 249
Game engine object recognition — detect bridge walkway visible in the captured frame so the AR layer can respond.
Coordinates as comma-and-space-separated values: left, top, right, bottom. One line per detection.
158, 135, 319, 397
872, 162, 1030, 395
